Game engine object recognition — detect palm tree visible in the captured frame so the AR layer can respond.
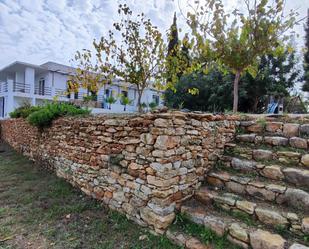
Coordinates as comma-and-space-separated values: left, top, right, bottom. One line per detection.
106, 96, 117, 110
120, 95, 133, 111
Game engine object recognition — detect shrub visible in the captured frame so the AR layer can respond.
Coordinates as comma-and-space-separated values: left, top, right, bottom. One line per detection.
27, 102, 90, 128
10, 105, 40, 118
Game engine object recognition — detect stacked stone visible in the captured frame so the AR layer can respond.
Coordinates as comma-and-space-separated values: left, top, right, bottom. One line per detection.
0, 111, 236, 234
181, 118, 309, 249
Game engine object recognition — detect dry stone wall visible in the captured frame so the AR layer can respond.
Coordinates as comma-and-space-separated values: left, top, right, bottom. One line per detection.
0, 111, 237, 233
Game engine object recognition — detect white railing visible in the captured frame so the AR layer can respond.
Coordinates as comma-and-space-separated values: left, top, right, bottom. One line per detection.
0, 82, 8, 93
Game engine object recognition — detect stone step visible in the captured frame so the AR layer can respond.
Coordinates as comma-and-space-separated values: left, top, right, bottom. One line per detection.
236, 134, 309, 150
166, 229, 211, 249
181, 199, 309, 249
238, 121, 309, 139
225, 144, 309, 167
219, 156, 309, 188
205, 171, 309, 212
195, 187, 309, 237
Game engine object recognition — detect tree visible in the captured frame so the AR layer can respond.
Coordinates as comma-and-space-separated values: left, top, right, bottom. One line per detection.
67, 49, 111, 96
302, 9, 309, 92
94, 4, 165, 112
186, 0, 299, 112
120, 94, 133, 111
240, 50, 300, 112
106, 96, 117, 110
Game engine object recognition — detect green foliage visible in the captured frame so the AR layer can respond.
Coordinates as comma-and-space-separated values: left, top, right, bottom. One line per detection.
186, 0, 299, 112
27, 102, 90, 128
149, 102, 158, 110
106, 96, 117, 110
9, 104, 40, 119
83, 94, 97, 102
302, 10, 309, 92
93, 4, 166, 112
120, 95, 133, 111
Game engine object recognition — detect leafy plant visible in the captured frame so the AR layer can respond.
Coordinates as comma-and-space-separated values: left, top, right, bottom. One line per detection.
10, 104, 40, 118
27, 102, 90, 128
105, 96, 117, 110
83, 94, 97, 102
148, 102, 158, 111
119, 95, 133, 111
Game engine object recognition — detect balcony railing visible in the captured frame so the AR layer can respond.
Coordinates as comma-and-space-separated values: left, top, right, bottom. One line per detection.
0, 82, 8, 93
13, 82, 30, 93
34, 86, 51, 96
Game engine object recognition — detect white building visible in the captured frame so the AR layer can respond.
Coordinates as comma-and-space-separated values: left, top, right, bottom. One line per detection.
0, 61, 163, 118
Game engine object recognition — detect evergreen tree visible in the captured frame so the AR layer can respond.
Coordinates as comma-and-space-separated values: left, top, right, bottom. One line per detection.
302, 9, 309, 92
167, 12, 179, 57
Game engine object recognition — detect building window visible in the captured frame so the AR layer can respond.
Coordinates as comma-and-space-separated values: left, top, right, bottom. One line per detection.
152, 95, 159, 105
105, 89, 110, 97
121, 90, 128, 97
74, 92, 78, 99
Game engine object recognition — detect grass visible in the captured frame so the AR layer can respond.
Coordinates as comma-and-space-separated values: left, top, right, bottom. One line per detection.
0, 148, 179, 249
170, 214, 241, 249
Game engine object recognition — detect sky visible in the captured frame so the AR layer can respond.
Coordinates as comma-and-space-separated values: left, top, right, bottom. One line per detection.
0, 0, 308, 69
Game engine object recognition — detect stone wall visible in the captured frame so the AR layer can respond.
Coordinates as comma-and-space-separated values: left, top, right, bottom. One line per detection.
0, 111, 237, 233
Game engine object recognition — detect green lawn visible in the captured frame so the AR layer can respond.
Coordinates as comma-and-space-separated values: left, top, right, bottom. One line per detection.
0, 148, 179, 249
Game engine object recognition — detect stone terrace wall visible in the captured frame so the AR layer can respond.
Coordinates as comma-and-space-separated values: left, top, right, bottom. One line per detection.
0, 111, 237, 233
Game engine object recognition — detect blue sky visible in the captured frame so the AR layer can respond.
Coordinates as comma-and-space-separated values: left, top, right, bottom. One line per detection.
0, 0, 307, 68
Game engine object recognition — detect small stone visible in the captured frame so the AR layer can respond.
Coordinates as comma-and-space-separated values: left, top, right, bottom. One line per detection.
154, 135, 180, 150
286, 212, 299, 222
255, 208, 288, 227
213, 195, 236, 206
253, 149, 273, 161
247, 123, 264, 133
140, 133, 154, 145
261, 165, 284, 180
140, 207, 175, 230
236, 200, 256, 214
265, 184, 286, 194
204, 215, 227, 236
229, 223, 249, 242
154, 118, 172, 127
227, 235, 249, 249
250, 229, 287, 249
283, 123, 299, 137
186, 237, 210, 249
290, 137, 308, 149
302, 217, 309, 234
301, 154, 309, 167
277, 151, 301, 158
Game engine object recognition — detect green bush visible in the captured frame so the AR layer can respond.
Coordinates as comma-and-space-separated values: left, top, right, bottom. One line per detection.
10, 105, 40, 118
26, 102, 90, 128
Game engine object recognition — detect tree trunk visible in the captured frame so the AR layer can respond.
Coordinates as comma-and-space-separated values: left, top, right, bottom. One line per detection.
137, 90, 143, 113
124, 105, 126, 111
233, 71, 241, 113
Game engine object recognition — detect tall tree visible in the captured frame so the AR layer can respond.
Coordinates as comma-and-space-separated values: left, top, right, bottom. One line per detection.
94, 4, 165, 112
167, 13, 179, 58
302, 9, 309, 92
186, 0, 299, 112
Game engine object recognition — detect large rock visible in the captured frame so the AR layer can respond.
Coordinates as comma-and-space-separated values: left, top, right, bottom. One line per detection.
301, 154, 309, 167
154, 135, 180, 150
186, 237, 210, 249
289, 137, 308, 149
283, 123, 299, 137
300, 124, 309, 136
229, 223, 249, 242
231, 158, 257, 172
276, 188, 309, 209
140, 207, 175, 230
261, 165, 284, 180
246, 185, 276, 201
247, 124, 264, 133
266, 122, 283, 133
204, 215, 227, 236
236, 200, 256, 214
264, 136, 288, 146
253, 149, 273, 161
282, 168, 309, 187
236, 134, 256, 143
255, 208, 288, 227
289, 243, 309, 249
250, 230, 287, 249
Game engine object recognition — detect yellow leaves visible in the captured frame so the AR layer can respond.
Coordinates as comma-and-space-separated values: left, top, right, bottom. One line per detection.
188, 87, 199, 95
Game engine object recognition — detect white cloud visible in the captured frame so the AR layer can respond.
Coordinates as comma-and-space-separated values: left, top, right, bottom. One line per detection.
0, 0, 307, 68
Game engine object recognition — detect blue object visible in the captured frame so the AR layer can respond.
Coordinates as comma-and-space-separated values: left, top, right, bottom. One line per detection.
267, 102, 278, 114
